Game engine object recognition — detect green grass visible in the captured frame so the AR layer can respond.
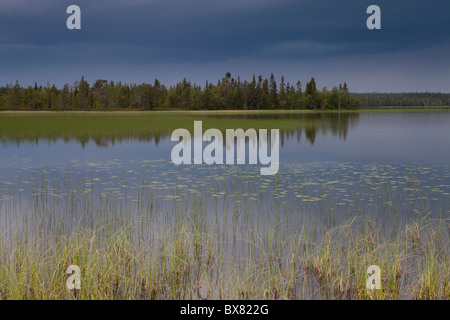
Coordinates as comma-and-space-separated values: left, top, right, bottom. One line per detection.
0, 162, 448, 300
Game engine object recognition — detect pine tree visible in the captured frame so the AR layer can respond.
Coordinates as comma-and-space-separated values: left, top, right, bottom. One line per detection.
269, 73, 278, 108
279, 76, 286, 108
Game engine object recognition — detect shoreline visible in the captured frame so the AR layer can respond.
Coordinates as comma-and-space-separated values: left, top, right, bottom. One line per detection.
0, 107, 450, 115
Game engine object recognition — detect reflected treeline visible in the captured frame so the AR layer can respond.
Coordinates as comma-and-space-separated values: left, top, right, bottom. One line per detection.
277, 112, 360, 146
0, 133, 168, 149
0, 112, 360, 148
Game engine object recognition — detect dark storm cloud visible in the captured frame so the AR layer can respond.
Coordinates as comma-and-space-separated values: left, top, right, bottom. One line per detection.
0, 0, 449, 91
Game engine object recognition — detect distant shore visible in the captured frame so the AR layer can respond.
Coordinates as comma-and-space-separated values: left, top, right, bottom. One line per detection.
1, 106, 450, 115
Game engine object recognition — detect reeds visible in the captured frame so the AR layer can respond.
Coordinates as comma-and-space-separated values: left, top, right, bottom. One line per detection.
0, 161, 448, 300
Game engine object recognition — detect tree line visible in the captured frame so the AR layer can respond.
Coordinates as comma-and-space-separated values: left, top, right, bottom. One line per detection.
0, 73, 360, 111
352, 92, 450, 107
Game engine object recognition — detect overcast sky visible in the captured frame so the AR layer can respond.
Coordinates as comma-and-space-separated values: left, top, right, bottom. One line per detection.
0, 0, 449, 92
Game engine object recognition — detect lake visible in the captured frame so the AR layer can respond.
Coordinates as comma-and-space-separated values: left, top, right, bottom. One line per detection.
0, 111, 448, 299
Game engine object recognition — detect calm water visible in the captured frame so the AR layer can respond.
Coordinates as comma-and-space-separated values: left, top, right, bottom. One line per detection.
0, 111, 448, 299
1, 111, 449, 220
1, 112, 449, 166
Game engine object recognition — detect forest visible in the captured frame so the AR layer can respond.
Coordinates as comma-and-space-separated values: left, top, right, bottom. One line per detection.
2, 73, 449, 111
0, 73, 360, 111
352, 92, 450, 108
